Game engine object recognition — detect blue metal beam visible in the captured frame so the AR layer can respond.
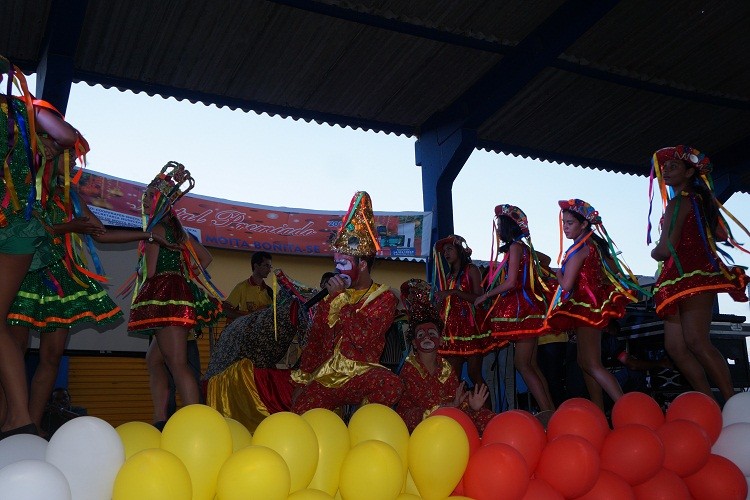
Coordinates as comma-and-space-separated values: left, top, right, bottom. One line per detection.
35, 0, 88, 114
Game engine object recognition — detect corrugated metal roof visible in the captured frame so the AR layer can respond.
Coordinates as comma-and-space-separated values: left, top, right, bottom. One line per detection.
3, 0, 749, 192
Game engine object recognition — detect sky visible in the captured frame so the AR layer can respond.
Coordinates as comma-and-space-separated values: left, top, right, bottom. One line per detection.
29, 77, 750, 318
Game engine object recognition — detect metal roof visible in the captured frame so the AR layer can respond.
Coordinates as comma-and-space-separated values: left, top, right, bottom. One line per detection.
4, 0, 749, 193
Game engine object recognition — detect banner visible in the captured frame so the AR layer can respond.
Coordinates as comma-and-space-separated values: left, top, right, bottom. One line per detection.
78, 170, 432, 258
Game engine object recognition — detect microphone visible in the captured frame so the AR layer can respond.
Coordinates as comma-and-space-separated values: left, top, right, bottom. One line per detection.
303, 288, 329, 310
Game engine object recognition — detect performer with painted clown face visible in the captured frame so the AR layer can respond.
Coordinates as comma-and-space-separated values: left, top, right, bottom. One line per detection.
396, 279, 494, 434
291, 191, 402, 413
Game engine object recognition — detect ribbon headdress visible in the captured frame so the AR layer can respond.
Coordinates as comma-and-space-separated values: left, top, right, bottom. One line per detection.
484, 204, 550, 308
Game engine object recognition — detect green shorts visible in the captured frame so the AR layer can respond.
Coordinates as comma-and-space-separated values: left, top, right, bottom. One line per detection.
0, 214, 46, 255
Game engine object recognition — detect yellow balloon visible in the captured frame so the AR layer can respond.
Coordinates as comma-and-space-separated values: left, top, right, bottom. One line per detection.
224, 417, 252, 452
302, 408, 350, 496
339, 440, 404, 500
252, 411, 318, 492
446, 497, 474, 500
116, 421, 162, 459
161, 404, 233, 500
396, 495, 422, 500
348, 404, 409, 474
112, 448, 192, 500
288, 488, 336, 499
215, 445, 290, 500
404, 470, 420, 496
408, 416, 469, 500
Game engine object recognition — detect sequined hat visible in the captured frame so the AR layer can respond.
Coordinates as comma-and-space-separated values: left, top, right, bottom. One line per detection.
653, 145, 712, 175
434, 234, 473, 256
146, 161, 195, 206
558, 198, 601, 225
402, 281, 443, 342
495, 204, 530, 237
330, 191, 381, 257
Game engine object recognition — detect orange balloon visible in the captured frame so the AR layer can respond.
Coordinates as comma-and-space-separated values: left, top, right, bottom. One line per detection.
520, 478, 563, 500
464, 443, 529, 500
482, 410, 547, 470
576, 470, 634, 500
430, 407, 480, 455
559, 397, 602, 413
656, 419, 711, 477
665, 391, 722, 444
683, 454, 748, 500
611, 392, 664, 430
600, 424, 664, 486
535, 435, 600, 498
547, 403, 610, 451
632, 469, 689, 499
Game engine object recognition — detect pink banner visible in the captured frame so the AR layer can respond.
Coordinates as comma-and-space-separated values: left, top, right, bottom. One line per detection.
78, 170, 432, 258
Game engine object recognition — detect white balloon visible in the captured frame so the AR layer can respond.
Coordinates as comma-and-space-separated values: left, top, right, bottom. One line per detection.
713, 422, 750, 477
0, 459, 71, 499
0, 433, 48, 469
722, 392, 750, 427
46, 416, 125, 500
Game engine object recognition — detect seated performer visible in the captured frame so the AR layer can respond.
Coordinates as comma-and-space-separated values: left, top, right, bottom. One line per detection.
291, 191, 402, 413
396, 282, 494, 434
205, 269, 314, 432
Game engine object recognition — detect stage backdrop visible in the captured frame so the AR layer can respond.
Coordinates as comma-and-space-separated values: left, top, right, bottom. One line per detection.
78, 170, 432, 259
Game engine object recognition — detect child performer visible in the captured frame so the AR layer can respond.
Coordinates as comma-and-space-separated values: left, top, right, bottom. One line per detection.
432, 235, 489, 389
396, 283, 493, 434
649, 146, 748, 401
127, 162, 223, 428
7, 128, 173, 433
545, 199, 641, 408
474, 204, 555, 412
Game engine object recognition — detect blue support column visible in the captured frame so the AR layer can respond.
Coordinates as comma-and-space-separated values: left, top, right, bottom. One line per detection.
35, 0, 88, 114
416, 122, 477, 270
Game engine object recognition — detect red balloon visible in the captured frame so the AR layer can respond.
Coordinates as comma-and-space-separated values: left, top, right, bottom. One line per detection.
464, 443, 529, 500
611, 391, 665, 430
431, 406, 481, 455
665, 391, 722, 444
521, 478, 563, 500
576, 470, 635, 500
536, 435, 600, 498
683, 454, 748, 500
547, 402, 610, 451
632, 469, 690, 500
656, 419, 711, 477
483, 410, 547, 470
600, 424, 664, 485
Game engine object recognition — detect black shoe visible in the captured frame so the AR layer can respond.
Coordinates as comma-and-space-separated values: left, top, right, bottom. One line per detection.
0, 423, 38, 440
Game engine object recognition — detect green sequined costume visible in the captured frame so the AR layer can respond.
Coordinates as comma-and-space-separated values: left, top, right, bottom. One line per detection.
7, 190, 123, 332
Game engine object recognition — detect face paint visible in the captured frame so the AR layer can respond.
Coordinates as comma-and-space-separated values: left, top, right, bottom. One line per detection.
333, 253, 358, 288
413, 322, 441, 354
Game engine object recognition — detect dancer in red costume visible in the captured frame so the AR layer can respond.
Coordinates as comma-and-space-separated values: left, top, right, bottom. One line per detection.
432, 235, 489, 390
475, 204, 555, 411
545, 199, 641, 408
291, 191, 401, 413
649, 146, 748, 401
397, 281, 493, 433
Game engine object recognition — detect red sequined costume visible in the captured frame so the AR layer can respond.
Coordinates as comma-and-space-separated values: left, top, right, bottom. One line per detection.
396, 353, 493, 434
482, 243, 550, 340
653, 192, 748, 316
291, 283, 402, 413
438, 266, 487, 356
545, 240, 636, 331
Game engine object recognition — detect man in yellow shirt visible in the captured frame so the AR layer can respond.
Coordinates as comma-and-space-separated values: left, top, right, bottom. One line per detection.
223, 251, 273, 322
